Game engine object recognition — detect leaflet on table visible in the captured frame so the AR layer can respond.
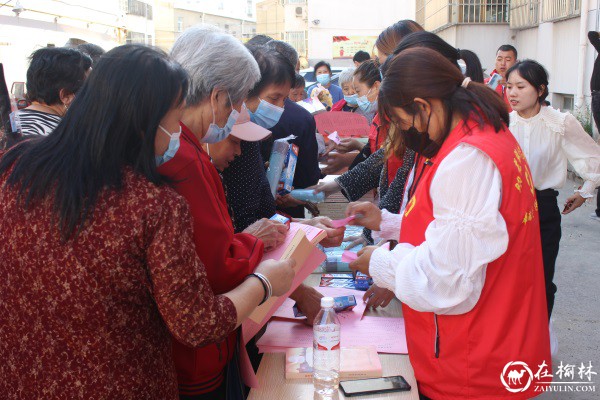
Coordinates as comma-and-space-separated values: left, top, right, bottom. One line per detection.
257, 315, 408, 354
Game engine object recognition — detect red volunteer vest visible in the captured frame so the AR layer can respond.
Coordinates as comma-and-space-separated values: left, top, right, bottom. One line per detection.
399, 119, 551, 399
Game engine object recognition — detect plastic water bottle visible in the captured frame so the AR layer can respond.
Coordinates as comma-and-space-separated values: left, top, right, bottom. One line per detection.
313, 297, 340, 400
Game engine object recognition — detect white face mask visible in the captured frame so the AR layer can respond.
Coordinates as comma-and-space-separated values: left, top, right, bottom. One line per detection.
155, 124, 182, 166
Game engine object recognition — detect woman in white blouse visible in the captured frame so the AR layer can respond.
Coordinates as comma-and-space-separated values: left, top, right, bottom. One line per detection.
506, 60, 600, 318
345, 48, 551, 399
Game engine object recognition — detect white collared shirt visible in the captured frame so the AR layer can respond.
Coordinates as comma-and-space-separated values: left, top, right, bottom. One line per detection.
369, 144, 508, 315
509, 106, 600, 198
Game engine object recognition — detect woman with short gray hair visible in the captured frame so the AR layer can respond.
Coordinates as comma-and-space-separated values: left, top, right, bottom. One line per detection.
171, 24, 260, 108
160, 25, 290, 400
331, 67, 361, 113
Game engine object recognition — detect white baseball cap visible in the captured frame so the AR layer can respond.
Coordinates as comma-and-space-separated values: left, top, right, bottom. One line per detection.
230, 104, 271, 142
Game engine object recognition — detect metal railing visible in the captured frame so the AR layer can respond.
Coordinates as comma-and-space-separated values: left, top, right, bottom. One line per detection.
541, 0, 581, 22
423, 0, 509, 31
510, 0, 540, 28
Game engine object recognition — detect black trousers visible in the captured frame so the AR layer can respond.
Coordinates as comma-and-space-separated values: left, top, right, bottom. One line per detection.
592, 91, 600, 137
596, 187, 600, 217
536, 189, 562, 318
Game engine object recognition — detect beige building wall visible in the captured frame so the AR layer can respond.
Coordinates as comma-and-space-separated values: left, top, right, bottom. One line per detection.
155, 2, 256, 51
256, 0, 286, 40
155, 0, 177, 51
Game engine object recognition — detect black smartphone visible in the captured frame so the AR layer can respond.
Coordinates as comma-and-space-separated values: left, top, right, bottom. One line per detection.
339, 375, 411, 397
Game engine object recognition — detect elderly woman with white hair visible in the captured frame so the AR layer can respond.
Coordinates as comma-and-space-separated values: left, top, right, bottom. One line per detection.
331, 67, 361, 113
159, 25, 291, 400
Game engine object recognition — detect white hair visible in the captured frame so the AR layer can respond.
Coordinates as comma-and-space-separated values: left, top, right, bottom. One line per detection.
338, 67, 356, 87
170, 25, 261, 105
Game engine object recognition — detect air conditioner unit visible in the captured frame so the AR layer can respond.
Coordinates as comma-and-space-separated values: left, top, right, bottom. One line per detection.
295, 6, 303, 17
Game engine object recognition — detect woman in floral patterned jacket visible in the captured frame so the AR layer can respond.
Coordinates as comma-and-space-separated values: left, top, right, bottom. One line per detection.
0, 44, 294, 400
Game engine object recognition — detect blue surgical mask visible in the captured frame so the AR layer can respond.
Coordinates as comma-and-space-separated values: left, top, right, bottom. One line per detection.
357, 88, 375, 113
155, 124, 181, 166
202, 94, 240, 144
248, 98, 284, 129
344, 94, 358, 106
316, 74, 331, 85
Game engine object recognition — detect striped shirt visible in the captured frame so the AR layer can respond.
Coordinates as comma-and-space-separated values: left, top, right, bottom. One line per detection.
18, 109, 62, 136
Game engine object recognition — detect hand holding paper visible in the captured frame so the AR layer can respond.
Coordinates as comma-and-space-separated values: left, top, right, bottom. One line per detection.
345, 201, 382, 231
349, 246, 377, 276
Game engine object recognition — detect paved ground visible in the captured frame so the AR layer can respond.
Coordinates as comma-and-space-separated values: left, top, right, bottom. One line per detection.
540, 179, 600, 399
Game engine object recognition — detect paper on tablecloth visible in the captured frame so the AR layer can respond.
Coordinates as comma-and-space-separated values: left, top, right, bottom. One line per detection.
258, 316, 408, 354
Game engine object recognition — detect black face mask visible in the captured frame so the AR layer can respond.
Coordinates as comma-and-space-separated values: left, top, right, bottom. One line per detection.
400, 111, 441, 158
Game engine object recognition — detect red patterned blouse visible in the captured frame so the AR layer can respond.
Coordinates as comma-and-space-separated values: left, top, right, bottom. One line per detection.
0, 167, 237, 399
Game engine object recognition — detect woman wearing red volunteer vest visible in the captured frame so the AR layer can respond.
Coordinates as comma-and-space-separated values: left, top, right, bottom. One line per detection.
506, 60, 600, 319
347, 48, 551, 399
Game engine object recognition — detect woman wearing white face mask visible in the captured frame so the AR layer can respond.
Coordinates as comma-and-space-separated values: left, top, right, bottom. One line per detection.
162, 25, 292, 400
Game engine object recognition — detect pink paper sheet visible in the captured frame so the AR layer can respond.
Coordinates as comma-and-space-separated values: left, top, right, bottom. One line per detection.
257, 316, 408, 354
341, 250, 358, 263
242, 248, 326, 343
330, 215, 355, 228
315, 111, 370, 138
327, 131, 341, 144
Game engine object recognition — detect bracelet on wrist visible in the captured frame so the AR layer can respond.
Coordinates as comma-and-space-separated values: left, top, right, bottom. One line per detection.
246, 273, 272, 305
255, 272, 273, 300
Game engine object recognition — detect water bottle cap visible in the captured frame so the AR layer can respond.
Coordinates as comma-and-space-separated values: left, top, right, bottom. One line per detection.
321, 297, 335, 308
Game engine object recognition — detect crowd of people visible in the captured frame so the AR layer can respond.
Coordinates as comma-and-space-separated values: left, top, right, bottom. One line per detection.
0, 18, 599, 400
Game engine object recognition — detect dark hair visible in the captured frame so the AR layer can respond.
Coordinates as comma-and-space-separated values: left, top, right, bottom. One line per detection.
293, 73, 305, 89
459, 49, 484, 83
313, 61, 331, 76
353, 50, 371, 63
0, 45, 188, 238
375, 19, 424, 57
354, 59, 381, 87
393, 31, 460, 69
506, 59, 549, 104
247, 45, 295, 98
77, 43, 105, 66
497, 44, 518, 59
26, 47, 92, 105
266, 40, 298, 68
247, 34, 273, 47
378, 48, 509, 158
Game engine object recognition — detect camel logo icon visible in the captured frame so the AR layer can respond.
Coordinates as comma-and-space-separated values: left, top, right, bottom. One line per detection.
501, 361, 534, 393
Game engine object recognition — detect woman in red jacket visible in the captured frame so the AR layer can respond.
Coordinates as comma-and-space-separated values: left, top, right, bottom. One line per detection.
0, 44, 294, 400
161, 26, 290, 399
348, 48, 551, 399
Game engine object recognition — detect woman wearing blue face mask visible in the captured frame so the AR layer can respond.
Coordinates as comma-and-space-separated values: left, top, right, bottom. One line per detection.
163, 25, 293, 400
331, 67, 361, 113
221, 42, 297, 232
308, 60, 344, 105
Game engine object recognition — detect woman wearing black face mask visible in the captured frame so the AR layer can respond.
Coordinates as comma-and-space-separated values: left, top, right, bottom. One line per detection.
345, 48, 551, 399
